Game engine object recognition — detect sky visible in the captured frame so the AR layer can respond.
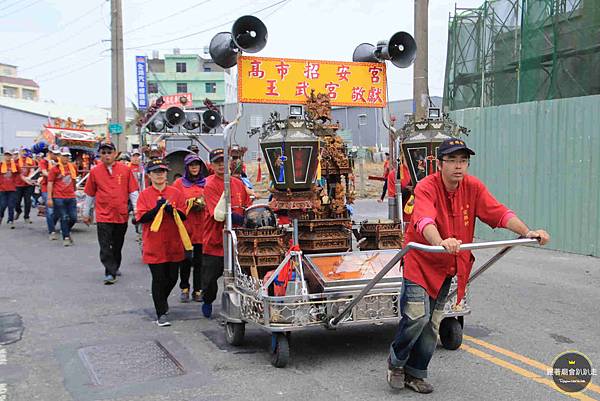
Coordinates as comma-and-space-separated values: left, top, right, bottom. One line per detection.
0, 0, 485, 108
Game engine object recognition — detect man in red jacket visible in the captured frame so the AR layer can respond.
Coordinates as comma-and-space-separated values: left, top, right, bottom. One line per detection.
83, 141, 139, 285
201, 148, 252, 318
14, 148, 36, 224
386, 138, 550, 393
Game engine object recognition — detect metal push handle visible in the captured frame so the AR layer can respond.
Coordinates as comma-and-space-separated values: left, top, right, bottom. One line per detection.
327, 238, 538, 328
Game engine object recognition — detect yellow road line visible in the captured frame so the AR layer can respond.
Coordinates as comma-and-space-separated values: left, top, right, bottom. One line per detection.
461, 344, 598, 401
463, 335, 600, 395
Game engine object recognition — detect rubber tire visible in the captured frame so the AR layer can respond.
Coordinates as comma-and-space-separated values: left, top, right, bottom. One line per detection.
270, 333, 290, 368
225, 322, 245, 346
439, 317, 463, 350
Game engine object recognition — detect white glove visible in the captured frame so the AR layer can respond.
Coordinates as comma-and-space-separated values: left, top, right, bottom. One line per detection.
214, 193, 226, 222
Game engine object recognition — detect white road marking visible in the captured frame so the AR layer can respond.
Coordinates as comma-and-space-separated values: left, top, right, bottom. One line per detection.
0, 347, 7, 365
0, 383, 7, 401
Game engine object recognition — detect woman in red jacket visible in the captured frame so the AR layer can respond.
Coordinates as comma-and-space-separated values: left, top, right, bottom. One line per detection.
135, 159, 189, 327
172, 154, 207, 303
0, 150, 18, 229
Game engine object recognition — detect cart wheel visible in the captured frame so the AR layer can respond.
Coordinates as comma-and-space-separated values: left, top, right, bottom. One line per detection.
439, 317, 463, 350
225, 322, 245, 346
270, 333, 290, 368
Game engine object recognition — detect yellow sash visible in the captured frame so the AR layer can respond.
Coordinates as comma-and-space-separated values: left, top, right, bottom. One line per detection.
150, 203, 193, 251
404, 195, 415, 214
58, 162, 77, 178
1, 160, 17, 174
18, 157, 33, 168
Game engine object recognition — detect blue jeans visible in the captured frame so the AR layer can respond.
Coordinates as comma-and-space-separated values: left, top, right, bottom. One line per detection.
41, 192, 58, 234
53, 197, 77, 239
0, 191, 17, 222
389, 276, 452, 379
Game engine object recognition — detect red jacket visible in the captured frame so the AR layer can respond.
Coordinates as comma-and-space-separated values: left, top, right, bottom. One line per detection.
135, 185, 187, 264
172, 177, 205, 245
48, 165, 76, 199
14, 157, 35, 187
84, 162, 138, 223
403, 172, 510, 304
0, 165, 17, 192
202, 175, 252, 257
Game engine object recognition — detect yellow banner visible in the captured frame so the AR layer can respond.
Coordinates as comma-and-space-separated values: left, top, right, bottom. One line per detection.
237, 56, 387, 108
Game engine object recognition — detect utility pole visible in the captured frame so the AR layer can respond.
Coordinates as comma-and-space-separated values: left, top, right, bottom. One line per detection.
111, 0, 126, 152
413, 0, 429, 120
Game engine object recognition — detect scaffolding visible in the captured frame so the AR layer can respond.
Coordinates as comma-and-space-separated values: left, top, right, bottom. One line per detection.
444, 0, 600, 111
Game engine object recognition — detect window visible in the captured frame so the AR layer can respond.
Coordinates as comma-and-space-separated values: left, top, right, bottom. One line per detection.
22, 89, 36, 100
176, 83, 187, 93
203, 66, 211, 72
176, 62, 187, 73
2, 86, 17, 98
205, 82, 216, 93
148, 82, 158, 94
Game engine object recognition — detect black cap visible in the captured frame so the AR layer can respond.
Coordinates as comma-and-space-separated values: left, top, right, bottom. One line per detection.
98, 141, 116, 151
145, 158, 170, 173
209, 148, 224, 162
437, 138, 475, 158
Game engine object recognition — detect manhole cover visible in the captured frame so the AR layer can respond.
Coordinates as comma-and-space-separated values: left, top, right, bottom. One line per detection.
79, 340, 184, 386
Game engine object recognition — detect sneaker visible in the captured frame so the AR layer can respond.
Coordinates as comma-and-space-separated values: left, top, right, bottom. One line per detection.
49, 232, 58, 240
156, 315, 171, 327
202, 303, 212, 318
387, 357, 405, 390
192, 291, 202, 302
180, 288, 190, 303
24, 218, 32, 224
404, 373, 434, 394
104, 275, 116, 285
63, 237, 73, 247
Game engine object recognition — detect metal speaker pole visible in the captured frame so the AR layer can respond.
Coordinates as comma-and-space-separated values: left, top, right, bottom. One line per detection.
183, 113, 201, 130
352, 43, 379, 63
382, 31, 417, 68
231, 15, 267, 53
164, 106, 186, 127
209, 32, 239, 69
202, 109, 222, 132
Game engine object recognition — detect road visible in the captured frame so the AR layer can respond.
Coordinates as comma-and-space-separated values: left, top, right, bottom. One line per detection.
0, 200, 599, 401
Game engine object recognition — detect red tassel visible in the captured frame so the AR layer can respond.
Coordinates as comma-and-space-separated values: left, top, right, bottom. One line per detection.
256, 157, 262, 183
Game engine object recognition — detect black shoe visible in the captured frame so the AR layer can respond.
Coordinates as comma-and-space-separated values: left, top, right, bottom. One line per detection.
156, 315, 171, 327
404, 373, 434, 394
104, 275, 116, 285
386, 357, 405, 390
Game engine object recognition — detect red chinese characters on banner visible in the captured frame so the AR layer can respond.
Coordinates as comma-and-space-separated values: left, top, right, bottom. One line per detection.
295, 81, 310, 96
303, 62, 320, 79
249, 60, 265, 78
336, 65, 351, 82
369, 66, 383, 83
266, 80, 279, 96
367, 87, 383, 103
275, 60, 291, 80
325, 82, 340, 99
351, 87, 367, 103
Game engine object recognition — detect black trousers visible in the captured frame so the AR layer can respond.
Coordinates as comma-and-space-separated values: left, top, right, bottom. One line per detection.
15, 186, 34, 219
148, 262, 180, 318
179, 244, 202, 291
201, 254, 224, 304
96, 222, 128, 276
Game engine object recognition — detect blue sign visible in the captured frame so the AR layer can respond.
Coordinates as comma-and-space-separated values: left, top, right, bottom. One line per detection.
109, 123, 123, 134
135, 55, 148, 110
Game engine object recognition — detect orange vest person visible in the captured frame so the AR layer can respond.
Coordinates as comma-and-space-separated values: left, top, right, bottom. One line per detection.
0, 150, 18, 228
172, 153, 207, 303
14, 148, 35, 223
47, 147, 77, 246
135, 158, 188, 327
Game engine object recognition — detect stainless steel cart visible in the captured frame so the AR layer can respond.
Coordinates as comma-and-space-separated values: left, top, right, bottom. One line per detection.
220, 234, 539, 367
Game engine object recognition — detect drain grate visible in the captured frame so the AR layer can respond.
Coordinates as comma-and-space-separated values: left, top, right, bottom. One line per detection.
78, 340, 184, 386
0, 313, 24, 345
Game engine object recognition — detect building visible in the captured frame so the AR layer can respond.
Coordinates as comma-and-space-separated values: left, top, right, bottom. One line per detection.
146, 50, 235, 107
0, 63, 39, 101
0, 97, 110, 152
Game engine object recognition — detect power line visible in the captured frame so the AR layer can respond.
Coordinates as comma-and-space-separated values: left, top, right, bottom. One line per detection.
0, 0, 43, 19
125, 0, 288, 50
35, 57, 107, 82
124, 0, 212, 35
0, 0, 27, 12
0, 2, 104, 53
